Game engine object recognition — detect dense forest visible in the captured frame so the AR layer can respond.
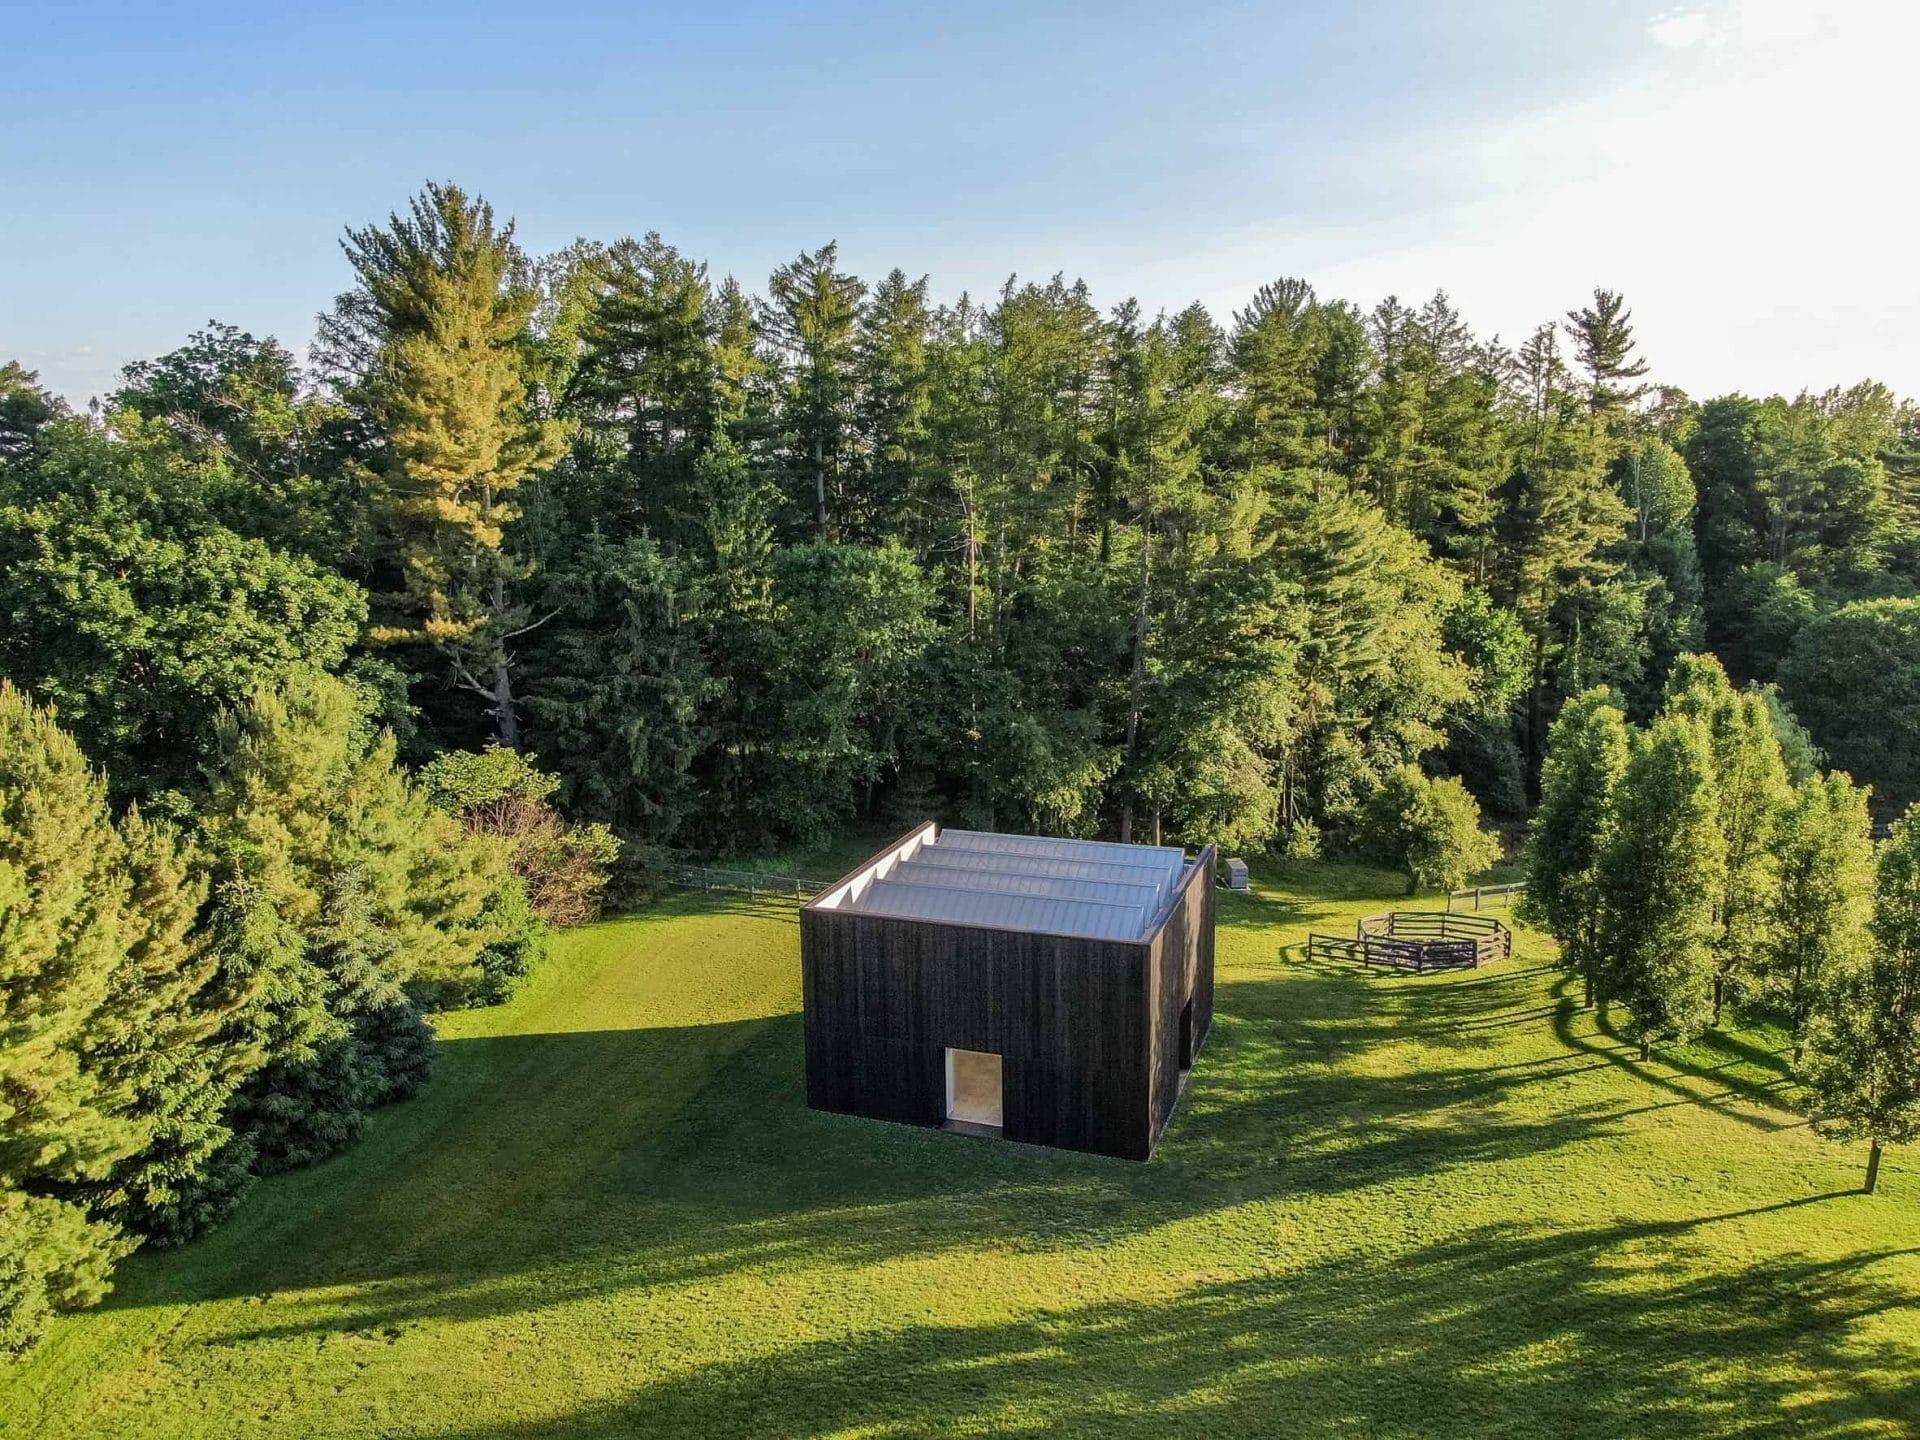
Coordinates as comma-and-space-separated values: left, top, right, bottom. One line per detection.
4, 180, 1919, 1352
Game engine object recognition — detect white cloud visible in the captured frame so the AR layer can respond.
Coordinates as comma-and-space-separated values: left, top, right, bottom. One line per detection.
1647, 11, 1715, 49
1142, 0, 1920, 398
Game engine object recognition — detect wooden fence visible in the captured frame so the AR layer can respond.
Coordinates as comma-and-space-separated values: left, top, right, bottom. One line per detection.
670, 866, 825, 900
1446, 882, 1525, 912
1307, 909, 1511, 972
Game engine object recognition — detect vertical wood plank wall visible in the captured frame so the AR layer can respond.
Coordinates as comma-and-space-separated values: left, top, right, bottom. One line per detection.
800, 842, 1217, 1162
1147, 844, 1217, 1149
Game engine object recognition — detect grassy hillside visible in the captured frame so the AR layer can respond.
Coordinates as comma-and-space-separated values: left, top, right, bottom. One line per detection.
3, 860, 1916, 1438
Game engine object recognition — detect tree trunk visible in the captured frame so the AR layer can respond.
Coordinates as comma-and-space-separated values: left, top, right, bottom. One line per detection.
1119, 519, 1153, 845
1583, 971, 1594, 1009
492, 658, 519, 750
1790, 957, 1808, 1066
1639, 1037, 1652, 1062
1711, 972, 1725, 1027
1524, 628, 1548, 790
814, 431, 828, 539
1864, 1139, 1883, 1194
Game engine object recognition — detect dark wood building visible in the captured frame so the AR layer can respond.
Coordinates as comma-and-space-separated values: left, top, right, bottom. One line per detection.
800, 822, 1216, 1161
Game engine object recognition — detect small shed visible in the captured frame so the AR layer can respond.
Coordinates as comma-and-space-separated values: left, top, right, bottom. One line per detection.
800, 822, 1216, 1161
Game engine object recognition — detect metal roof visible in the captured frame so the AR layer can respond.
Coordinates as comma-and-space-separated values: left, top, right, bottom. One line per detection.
828, 826, 1192, 941
903, 849, 1181, 900
888, 860, 1163, 911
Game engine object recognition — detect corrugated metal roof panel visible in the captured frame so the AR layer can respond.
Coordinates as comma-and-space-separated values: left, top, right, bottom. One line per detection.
907, 847, 1182, 893
889, 861, 1162, 911
857, 878, 1148, 941
937, 829, 1187, 868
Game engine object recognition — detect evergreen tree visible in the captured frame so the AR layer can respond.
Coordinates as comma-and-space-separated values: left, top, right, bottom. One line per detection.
567, 232, 722, 543
759, 243, 865, 538
851, 269, 934, 546
1105, 304, 1212, 843
67, 810, 238, 1244
326, 182, 567, 747
1564, 288, 1649, 433
1687, 394, 1765, 590
1803, 811, 1920, 1193
0, 684, 140, 1351
1595, 714, 1724, 1056
522, 531, 714, 843
1496, 322, 1630, 774
194, 673, 501, 1182
1519, 688, 1630, 1005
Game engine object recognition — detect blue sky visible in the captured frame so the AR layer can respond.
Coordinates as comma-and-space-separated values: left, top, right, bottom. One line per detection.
6, 0, 1915, 404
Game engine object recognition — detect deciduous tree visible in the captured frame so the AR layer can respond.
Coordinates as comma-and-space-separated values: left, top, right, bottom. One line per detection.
1803, 811, 1920, 1192
1595, 715, 1723, 1056
1519, 688, 1629, 1005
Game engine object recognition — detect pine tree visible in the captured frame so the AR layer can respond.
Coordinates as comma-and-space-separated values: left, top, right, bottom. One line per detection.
1765, 773, 1875, 1063
567, 232, 722, 543
851, 269, 934, 546
1519, 688, 1630, 1006
1105, 304, 1211, 842
68, 810, 238, 1244
760, 243, 866, 538
1564, 288, 1650, 433
1803, 810, 1920, 1193
194, 673, 501, 1180
0, 684, 139, 1350
1595, 714, 1724, 1057
329, 182, 567, 747
1496, 322, 1630, 774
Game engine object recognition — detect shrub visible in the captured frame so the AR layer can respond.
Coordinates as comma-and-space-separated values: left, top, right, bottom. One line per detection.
1362, 764, 1502, 895
422, 746, 621, 929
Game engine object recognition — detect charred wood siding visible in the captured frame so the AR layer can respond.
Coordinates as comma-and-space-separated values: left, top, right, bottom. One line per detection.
1148, 845, 1216, 1147
800, 908, 1153, 1157
799, 838, 1216, 1162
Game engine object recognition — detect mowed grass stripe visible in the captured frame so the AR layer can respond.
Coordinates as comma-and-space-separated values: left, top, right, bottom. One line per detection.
3, 863, 1917, 1438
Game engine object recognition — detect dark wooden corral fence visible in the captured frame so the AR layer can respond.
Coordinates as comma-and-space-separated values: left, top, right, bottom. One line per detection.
1307, 910, 1511, 972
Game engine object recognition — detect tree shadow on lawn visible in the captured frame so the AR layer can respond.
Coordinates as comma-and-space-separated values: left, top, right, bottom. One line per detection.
411, 1213, 1920, 1440
122, 974, 1801, 1353
1547, 984, 1801, 1132
93, 913, 1882, 1430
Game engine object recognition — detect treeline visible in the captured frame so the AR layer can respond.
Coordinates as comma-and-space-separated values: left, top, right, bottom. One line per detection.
1523, 655, 1920, 1192
4, 179, 1919, 1341
6, 184, 1917, 863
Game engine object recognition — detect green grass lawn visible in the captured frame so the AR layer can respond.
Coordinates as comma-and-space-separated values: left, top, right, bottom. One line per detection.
4, 859, 1917, 1438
